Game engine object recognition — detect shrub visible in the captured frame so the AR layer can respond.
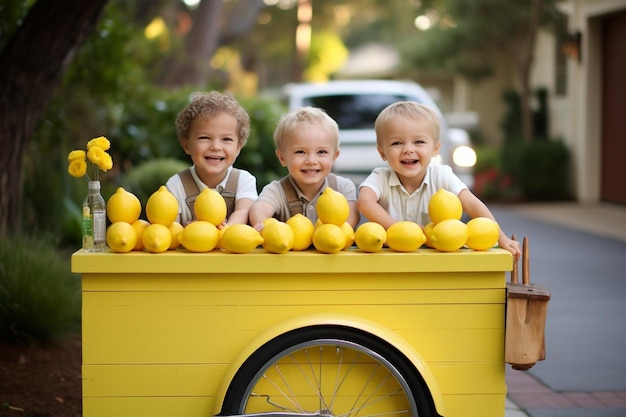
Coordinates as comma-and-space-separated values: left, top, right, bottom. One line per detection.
121, 158, 190, 209
0, 235, 81, 343
518, 139, 571, 200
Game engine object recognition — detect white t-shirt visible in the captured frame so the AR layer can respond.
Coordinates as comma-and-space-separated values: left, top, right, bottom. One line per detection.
257, 175, 357, 223
359, 164, 467, 225
166, 165, 258, 225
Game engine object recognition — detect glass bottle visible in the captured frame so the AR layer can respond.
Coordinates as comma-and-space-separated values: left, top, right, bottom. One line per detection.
83, 181, 107, 252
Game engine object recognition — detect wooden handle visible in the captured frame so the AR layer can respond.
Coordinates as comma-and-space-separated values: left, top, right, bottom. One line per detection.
522, 236, 529, 285
510, 235, 518, 284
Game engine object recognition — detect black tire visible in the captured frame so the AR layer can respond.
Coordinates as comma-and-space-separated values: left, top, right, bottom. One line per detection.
220, 325, 438, 417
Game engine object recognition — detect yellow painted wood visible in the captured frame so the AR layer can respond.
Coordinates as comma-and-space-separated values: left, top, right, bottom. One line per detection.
442, 394, 507, 417
83, 397, 213, 417
73, 248, 512, 417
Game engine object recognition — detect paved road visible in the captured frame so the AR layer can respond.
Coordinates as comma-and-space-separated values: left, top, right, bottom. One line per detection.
492, 203, 626, 417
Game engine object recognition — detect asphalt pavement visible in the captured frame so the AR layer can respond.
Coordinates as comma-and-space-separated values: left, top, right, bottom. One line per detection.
493, 202, 626, 417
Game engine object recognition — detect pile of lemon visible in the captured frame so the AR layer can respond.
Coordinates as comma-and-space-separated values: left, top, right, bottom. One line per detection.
424, 189, 500, 252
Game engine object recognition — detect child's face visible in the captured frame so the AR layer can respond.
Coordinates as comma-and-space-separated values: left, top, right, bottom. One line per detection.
182, 112, 242, 186
376, 115, 440, 185
276, 124, 339, 190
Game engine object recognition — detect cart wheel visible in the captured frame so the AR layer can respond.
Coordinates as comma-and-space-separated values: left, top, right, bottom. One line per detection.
220, 325, 437, 417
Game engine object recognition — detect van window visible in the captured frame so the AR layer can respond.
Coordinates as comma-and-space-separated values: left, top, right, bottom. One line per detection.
301, 94, 412, 130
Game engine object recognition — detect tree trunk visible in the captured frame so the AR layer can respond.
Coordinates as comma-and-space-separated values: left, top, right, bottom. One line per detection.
0, 0, 109, 237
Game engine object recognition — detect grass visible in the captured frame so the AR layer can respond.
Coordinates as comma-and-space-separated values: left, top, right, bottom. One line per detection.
0, 234, 81, 344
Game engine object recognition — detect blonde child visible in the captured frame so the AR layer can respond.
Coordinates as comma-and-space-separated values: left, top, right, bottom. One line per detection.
357, 101, 520, 260
166, 91, 257, 226
249, 106, 359, 229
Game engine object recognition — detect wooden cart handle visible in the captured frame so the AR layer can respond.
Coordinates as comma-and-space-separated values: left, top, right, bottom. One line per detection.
522, 236, 529, 286
510, 235, 519, 284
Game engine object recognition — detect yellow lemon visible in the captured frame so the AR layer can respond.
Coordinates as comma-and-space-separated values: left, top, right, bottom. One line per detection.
314, 218, 324, 229
106, 222, 137, 253
316, 187, 349, 226
340, 222, 355, 249
428, 189, 463, 224
167, 221, 184, 250
263, 218, 279, 227
312, 223, 347, 254
386, 221, 426, 252
262, 221, 294, 254
194, 188, 227, 226
286, 213, 315, 251
107, 187, 142, 224
131, 219, 150, 251
146, 185, 179, 226
423, 222, 435, 248
429, 219, 468, 252
354, 222, 387, 253
142, 223, 172, 253
216, 225, 228, 249
178, 221, 219, 253
466, 217, 500, 250
221, 224, 264, 254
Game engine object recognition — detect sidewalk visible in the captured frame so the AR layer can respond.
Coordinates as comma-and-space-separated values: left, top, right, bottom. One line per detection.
502, 201, 626, 417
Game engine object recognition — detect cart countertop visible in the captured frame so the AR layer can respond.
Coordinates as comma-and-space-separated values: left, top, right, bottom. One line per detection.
72, 247, 512, 274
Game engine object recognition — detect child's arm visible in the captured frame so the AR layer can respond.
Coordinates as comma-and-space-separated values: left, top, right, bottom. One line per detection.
357, 187, 397, 229
347, 200, 360, 229
227, 198, 254, 226
249, 200, 276, 230
458, 189, 521, 261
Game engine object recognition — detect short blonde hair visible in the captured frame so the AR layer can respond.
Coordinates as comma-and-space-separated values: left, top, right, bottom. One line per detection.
175, 91, 250, 147
273, 106, 339, 151
374, 101, 440, 145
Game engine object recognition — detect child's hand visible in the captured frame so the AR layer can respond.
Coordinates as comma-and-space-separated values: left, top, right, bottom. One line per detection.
253, 222, 264, 232
499, 235, 521, 263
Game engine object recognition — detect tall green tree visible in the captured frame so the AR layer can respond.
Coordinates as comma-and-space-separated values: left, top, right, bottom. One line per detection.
0, 0, 110, 237
400, 0, 564, 141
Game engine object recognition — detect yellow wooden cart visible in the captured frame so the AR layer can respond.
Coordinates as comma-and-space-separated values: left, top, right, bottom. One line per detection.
72, 247, 512, 417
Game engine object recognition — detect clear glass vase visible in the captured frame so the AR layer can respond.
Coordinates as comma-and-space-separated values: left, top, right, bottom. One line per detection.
83, 181, 107, 252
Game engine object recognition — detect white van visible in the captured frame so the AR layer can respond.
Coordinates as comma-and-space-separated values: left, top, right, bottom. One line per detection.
284, 79, 475, 187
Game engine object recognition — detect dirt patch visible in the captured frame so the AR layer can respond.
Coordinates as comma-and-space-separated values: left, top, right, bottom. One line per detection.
0, 337, 82, 417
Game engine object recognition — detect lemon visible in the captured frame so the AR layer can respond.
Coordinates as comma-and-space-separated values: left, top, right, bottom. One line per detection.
167, 221, 184, 250
429, 219, 468, 252
107, 187, 142, 224
466, 217, 500, 250
312, 223, 347, 254
286, 213, 315, 251
146, 186, 179, 226
386, 221, 426, 252
428, 189, 463, 224
263, 218, 279, 227
131, 219, 150, 251
142, 223, 172, 253
423, 222, 435, 248
194, 188, 227, 226
316, 187, 349, 226
354, 222, 387, 253
340, 222, 355, 249
262, 221, 294, 254
216, 225, 228, 249
106, 222, 137, 253
178, 221, 219, 252
314, 219, 324, 229
221, 224, 264, 254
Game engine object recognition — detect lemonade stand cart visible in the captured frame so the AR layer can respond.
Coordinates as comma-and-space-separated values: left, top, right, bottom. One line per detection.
72, 247, 513, 417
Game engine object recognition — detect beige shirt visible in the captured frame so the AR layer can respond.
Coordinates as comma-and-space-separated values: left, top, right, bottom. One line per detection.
257, 175, 357, 223
359, 164, 467, 225
166, 166, 258, 225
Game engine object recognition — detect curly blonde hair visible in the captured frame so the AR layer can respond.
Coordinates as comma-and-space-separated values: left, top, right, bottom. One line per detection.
175, 91, 250, 147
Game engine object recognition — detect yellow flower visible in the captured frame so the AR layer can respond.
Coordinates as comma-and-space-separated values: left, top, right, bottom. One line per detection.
87, 136, 111, 151
68, 159, 87, 178
87, 146, 113, 172
68, 150, 86, 162
67, 136, 113, 181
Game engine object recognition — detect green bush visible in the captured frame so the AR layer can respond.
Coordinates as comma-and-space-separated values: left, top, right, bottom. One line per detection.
0, 235, 81, 343
121, 158, 190, 209
518, 139, 571, 200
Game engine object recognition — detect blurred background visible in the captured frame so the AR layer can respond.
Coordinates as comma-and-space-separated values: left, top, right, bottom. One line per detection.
1, 0, 625, 342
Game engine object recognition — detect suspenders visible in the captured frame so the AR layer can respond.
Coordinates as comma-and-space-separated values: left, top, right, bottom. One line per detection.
178, 168, 240, 220
280, 174, 338, 217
